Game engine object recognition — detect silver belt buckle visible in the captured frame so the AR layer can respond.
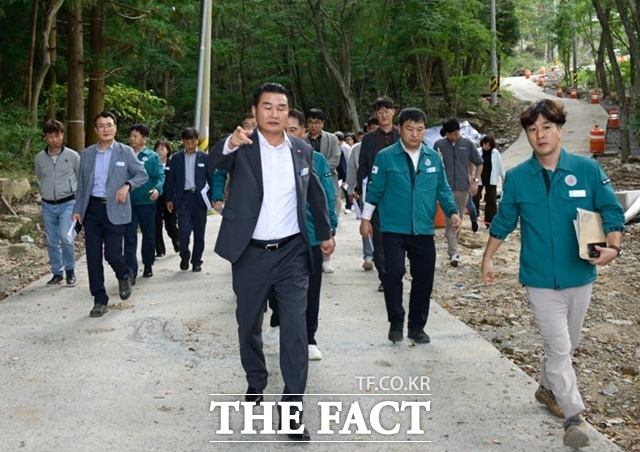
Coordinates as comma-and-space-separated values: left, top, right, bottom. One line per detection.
265, 243, 279, 251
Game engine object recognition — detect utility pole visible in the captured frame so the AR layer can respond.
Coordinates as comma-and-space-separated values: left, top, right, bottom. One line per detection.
195, 0, 212, 150
490, 0, 498, 106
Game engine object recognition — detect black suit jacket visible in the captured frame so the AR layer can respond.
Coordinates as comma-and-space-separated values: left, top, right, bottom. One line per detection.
165, 149, 213, 210
208, 130, 331, 264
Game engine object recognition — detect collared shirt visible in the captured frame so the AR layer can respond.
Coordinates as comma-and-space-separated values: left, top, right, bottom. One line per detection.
434, 136, 484, 191
91, 144, 114, 197
308, 134, 321, 153
223, 130, 300, 240
490, 148, 625, 289
184, 152, 197, 190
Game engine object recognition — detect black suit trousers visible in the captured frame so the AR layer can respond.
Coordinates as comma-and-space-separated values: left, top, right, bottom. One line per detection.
233, 235, 309, 402
84, 198, 130, 305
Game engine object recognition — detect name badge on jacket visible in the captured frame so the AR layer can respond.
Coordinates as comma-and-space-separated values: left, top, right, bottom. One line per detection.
115, 161, 125, 167
569, 190, 586, 198
301, 167, 309, 176
198, 163, 205, 167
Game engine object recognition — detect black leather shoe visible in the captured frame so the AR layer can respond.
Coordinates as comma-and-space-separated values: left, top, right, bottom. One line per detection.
388, 322, 404, 343
119, 277, 132, 300
173, 242, 180, 253
129, 274, 136, 286
472, 221, 479, 233
192, 264, 202, 272
89, 303, 108, 318
65, 270, 76, 286
245, 386, 264, 404
278, 414, 310, 441
143, 265, 153, 277
408, 328, 431, 344
180, 259, 189, 271
47, 274, 64, 286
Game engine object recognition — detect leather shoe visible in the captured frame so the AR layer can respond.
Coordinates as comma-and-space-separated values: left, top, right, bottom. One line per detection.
129, 274, 136, 286
245, 386, 264, 404
119, 277, 132, 300
278, 414, 310, 441
143, 265, 153, 277
388, 321, 403, 343
89, 303, 108, 318
407, 328, 431, 344
180, 259, 189, 271
192, 264, 202, 272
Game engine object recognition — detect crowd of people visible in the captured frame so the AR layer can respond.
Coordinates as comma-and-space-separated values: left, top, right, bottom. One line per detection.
35, 88, 624, 447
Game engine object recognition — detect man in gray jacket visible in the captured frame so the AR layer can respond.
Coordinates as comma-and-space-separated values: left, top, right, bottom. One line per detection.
434, 119, 483, 267
72, 111, 148, 318
35, 119, 80, 287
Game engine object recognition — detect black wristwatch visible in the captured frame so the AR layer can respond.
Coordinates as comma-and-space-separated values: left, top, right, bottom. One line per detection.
609, 245, 622, 258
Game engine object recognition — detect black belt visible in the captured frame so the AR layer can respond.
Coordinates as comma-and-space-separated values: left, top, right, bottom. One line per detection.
90, 196, 107, 204
249, 233, 300, 251
184, 188, 196, 193
42, 194, 75, 205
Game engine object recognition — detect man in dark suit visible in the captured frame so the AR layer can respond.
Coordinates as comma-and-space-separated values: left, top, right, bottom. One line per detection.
165, 127, 214, 272
72, 111, 148, 318
209, 83, 334, 441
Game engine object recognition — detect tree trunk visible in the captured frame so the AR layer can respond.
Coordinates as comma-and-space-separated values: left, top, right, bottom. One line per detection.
46, 11, 59, 121
86, 0, 105, 145
593, 0, 631, 161
29, 0, 65, 128
67, 0, 85, 152
596, 33, 610, 97
25, 0, 39, 108
305, 0, 360, 132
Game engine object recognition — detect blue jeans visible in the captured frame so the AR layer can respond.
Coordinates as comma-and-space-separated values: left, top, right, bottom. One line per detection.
41, 200, 75, 275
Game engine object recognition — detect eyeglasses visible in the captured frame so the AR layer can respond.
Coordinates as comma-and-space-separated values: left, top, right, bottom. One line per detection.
376, 107, 394, 115
307, 119, 323, 126
96, 123, 115, 130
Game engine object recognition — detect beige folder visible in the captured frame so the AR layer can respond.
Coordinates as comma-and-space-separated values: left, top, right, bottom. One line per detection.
574, 208, 607, 260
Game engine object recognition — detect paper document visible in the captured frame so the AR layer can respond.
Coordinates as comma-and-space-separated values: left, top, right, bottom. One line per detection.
352, 201, 362, 219
201, 183, 212, 210
66, 219, 82, 245
574, 208, 607, 260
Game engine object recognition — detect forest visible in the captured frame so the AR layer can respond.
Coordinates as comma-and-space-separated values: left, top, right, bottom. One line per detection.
0, 0, 638, 174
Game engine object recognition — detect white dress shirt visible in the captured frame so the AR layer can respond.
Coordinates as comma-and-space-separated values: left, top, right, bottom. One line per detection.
224, 130, 300, 240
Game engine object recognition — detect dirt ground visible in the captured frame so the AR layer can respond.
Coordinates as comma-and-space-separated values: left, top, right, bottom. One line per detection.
1, 99, 638, 450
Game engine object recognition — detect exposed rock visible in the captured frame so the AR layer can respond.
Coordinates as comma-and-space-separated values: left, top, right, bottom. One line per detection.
0, 178, 15, 200
0, 215, 32, 240
15, 205, 42, 225
12, 178, 31, 201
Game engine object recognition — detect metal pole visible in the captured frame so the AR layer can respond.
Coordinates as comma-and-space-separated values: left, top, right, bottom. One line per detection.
572, 21, 578, 89
194, 0, 207, 132
198, 0, 212, 150
490, 0, 497, 106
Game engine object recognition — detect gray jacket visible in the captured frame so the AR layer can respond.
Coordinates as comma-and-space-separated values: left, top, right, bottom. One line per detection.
34, 146, 80, 201
434, 136, 484, 191
73, 141, 148, 225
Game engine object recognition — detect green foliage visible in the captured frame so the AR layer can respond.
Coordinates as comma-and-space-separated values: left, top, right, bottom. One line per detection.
445, 75, 487, 117
0, 101, 41, 175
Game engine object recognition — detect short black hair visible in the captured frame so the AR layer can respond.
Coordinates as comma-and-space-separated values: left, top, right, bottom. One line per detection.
94, 111, 117, 126
181, 127, 199, 140
130, 123, 150, 137
372, 96, 395, 111
398, 108, 427, 126
288, 108, 306, 128
367, 116, 379, 127
43, 119, 64, 134
520, 99, 567, 129
441, 118, 460, 134
242, 112, 255, 120
306, 108, 326, 122
252, 82, 291, 107
480, 135, 496, 149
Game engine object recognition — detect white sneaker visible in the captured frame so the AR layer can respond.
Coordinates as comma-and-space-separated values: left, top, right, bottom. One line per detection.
308, 344, 323, 360
263, 326, 280, 346
450, 254, 460, 267
322, 261, 334, 273
362, 256, 374, 271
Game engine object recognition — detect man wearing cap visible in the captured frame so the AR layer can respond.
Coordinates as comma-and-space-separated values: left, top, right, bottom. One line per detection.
433, 118, 483, 267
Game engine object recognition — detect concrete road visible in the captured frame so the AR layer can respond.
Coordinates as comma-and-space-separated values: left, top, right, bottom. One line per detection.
501, 76, 609, 169
0, 211, 620, 451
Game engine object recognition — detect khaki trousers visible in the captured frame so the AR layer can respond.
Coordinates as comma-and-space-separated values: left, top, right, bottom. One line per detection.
526, 284, 592, 418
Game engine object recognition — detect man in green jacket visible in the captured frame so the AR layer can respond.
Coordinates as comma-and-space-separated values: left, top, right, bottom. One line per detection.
360, 107, 461, 344
125, 124, 165, 282
481, 99, 624, 449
